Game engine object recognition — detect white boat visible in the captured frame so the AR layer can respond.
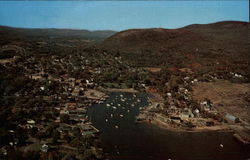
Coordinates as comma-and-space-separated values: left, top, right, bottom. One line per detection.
110, 114, 113, 118
113, 106, 117, 110
115, 125, 119, 129
106, 104, 110, 107
120, 114, 124, 118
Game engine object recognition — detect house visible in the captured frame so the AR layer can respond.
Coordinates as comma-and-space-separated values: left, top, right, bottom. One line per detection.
181, 108, 193, 119
200, 101, 212, 111
193, 109, 200, 117
85, 80, 94, 88
0, 147, 7, 156
224, 114, 240, 124
41, 144, 49, 152
27, 120, 35, 124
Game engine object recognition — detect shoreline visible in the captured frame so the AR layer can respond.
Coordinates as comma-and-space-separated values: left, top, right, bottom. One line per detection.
98, 87, 139, 93
141, 117, 233, 133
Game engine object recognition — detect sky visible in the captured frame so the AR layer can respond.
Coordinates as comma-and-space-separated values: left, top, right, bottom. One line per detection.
0, 1, 249, 31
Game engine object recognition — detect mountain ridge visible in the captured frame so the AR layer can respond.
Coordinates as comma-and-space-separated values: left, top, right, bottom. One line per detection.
99, 21, 249, 66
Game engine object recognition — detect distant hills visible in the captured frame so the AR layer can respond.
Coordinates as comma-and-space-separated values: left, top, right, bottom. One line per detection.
0, 25, 117, 40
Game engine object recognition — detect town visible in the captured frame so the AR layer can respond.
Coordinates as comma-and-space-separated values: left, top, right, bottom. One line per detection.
0, 3, 249, 159
0, 35, 151, 159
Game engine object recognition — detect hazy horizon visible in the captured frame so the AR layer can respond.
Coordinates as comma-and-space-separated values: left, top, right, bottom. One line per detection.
1, 20, 248, 32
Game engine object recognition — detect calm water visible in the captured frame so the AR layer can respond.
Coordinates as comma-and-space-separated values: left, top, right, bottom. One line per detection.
88, 92, 250, 160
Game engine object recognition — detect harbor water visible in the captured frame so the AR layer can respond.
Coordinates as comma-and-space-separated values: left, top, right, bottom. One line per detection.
88, 92, 250, 160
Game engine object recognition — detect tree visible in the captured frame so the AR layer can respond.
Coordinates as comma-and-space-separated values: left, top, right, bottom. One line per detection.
60, 114, 69, 123
72, 127, 81, 138
52, 130, 60, 144
81, 149, 95, 160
